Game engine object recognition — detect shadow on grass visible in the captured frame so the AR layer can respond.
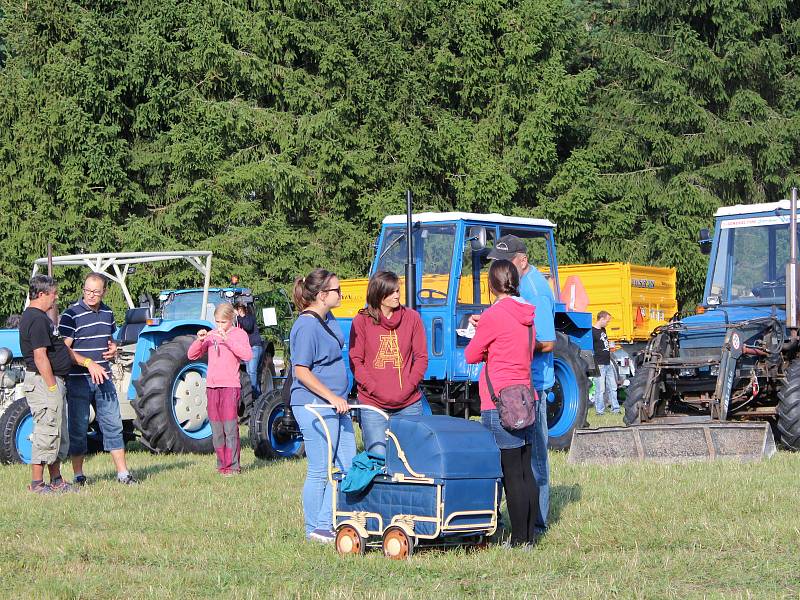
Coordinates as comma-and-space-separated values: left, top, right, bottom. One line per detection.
549, 483, 582, 527
246, 454, 304, 471
85, 459, 196, 483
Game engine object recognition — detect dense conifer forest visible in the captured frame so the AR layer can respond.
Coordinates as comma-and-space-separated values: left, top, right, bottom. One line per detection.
1, 0, 798, 315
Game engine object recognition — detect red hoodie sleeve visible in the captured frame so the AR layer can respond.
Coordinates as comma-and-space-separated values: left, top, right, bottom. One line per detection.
348, 314, 384, 399
407, 311, 428, 388
464, 310, 497, 364
224, 328, 253, 361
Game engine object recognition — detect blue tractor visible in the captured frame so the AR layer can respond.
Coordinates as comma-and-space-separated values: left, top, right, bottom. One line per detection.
0, 251, 257, 463
250, 208, 595, 458
611, 189, 800, 458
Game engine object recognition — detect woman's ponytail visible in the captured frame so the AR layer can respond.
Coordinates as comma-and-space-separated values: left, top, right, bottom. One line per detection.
293, 269, 336, 311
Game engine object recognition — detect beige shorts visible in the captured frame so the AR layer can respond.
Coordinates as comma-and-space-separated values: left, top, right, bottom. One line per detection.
23, 372, 69, 465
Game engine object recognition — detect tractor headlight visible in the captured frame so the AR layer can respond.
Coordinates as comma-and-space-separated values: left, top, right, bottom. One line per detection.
679, 368, 696, 378
710, 365, 719, 377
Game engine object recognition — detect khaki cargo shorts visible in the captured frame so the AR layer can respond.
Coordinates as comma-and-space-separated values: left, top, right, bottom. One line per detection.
23, 372, 69, 465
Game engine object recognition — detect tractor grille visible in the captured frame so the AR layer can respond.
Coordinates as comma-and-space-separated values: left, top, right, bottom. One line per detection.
679, 347, 721, 360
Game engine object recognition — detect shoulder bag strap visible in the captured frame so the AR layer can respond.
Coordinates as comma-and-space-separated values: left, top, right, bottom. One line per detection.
300, 310, 344, 349
485, 324, 533, 402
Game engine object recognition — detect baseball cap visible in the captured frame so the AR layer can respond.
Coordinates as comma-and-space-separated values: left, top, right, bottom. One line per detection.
487, 235, 528, 260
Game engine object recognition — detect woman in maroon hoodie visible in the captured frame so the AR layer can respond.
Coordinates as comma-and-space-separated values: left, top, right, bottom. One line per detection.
349, 271, 428, 457
465, 259, 539, 548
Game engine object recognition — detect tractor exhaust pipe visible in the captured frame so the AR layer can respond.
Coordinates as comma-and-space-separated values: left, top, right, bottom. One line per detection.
405, 189, 417, 311
787, 187, 799, 338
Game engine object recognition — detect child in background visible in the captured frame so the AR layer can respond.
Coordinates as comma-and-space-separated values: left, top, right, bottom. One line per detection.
188, 303, 252, 475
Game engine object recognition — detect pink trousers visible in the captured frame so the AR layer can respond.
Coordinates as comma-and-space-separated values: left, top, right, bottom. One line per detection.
207, 387, 241, 473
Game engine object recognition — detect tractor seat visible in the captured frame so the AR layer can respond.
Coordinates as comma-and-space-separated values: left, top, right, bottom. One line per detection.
117, 307, 150, 345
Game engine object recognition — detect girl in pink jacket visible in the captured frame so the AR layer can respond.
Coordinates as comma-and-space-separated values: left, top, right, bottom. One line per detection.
465, 259, 539, 547
188, 303, 252, 475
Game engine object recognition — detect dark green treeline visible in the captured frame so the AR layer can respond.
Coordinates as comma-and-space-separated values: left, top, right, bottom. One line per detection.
1, 0, 799, 316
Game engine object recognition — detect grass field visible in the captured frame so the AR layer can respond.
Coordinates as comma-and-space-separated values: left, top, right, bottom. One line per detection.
1, 411, 799, 599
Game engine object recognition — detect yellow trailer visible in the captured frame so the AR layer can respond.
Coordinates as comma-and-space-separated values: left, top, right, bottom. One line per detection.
558, 262, 677, 344
338, 262, 676, 345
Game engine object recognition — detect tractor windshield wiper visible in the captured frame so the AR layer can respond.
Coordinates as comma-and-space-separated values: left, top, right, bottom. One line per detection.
377, 231, 407, 263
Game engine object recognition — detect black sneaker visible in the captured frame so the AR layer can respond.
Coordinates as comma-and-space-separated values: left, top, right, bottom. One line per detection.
73, 475, 88, 486
117, 474, 138, 485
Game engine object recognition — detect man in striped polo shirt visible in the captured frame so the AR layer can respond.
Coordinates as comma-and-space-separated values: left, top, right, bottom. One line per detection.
59, 273, 137, 485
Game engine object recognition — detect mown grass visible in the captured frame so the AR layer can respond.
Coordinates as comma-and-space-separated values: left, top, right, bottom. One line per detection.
1, 413, 799, 599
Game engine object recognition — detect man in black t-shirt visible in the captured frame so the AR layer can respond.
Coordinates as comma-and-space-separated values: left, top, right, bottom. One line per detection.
19, 275, 108, 494
591, 310, 619, 415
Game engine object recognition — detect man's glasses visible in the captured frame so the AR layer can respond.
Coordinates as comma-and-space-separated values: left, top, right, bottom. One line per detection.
83, 288, 105, 296
323, 287, 341, 295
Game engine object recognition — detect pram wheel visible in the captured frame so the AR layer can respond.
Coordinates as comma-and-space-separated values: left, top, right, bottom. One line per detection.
382, 526, 414, 560
335, 525, 365, 556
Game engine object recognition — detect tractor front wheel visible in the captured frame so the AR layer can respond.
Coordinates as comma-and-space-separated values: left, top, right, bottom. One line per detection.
0, 398, 33, 464
249, 389, 305, 459
132, 335, 213, 454
547, 333, 590, 450
623, 365, 657, 426
777, 359, 800, 450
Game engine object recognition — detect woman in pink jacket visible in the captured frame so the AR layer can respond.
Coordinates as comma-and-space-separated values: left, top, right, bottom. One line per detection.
465, 259, 539, 548
188, 303, 252, 475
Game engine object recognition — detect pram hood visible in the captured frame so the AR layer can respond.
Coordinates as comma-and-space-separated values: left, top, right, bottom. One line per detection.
385, 415, 502, 480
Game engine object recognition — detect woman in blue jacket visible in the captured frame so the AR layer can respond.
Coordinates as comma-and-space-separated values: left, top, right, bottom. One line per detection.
290, 268, 355, 544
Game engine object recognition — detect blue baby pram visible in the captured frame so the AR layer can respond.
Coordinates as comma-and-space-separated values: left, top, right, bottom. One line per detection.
305, 404, 502, 558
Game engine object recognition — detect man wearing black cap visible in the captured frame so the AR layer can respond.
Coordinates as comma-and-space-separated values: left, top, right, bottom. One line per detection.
480, 234, 556, 538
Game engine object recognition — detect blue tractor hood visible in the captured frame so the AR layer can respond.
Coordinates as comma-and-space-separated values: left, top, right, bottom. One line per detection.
678, 305, 786, 352
0, 329, 22, 358
385, 415, 502, 480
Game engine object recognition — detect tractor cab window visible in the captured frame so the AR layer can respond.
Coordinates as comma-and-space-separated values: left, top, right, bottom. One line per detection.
499, 228, 558, 297
374, 224, 456, 305
160, 290, 230, 320
710, 220, 797, 304
457, 227, 496, 306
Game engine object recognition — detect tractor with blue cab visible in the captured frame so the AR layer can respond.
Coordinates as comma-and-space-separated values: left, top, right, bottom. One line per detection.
250, 205, 596, 459
569, 188, 800, 464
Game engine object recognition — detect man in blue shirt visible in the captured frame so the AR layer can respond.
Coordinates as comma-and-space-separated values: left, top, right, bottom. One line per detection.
488, 235, 555, 537
59, 273, 137, 486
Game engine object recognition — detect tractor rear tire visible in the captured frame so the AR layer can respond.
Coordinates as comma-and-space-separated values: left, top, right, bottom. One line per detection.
623, 365, 655, 426
777, 360, 800, 450
238, 369, 253, 423
249, 389, 304, 459
0, 398, 33, 464
258, 343, 277, 396
548, 333, 590, 450
132, 335, 214, 454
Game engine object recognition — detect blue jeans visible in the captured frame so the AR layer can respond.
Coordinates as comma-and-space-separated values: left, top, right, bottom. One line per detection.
531, 388, 551, 535
593, 364, 619, 414
247, 345, 263, 398
359, 399, 424, 457
293, 405, 356, 535
66, 376, 124, 455
480, 409, 535, 450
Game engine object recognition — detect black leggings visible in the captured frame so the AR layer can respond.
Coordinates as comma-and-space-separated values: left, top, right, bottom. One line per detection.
500, 444, 540, 545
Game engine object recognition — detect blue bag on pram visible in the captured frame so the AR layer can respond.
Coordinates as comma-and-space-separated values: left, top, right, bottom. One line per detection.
341, 451, 385, 493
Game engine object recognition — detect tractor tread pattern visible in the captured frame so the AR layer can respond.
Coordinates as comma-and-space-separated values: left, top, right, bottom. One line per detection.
777, 359, 800, 450
249, 389, 304, 459
131, 335, 213, 454
550, 333, 590, 451
623, 365, 654, 426
0, 398, 30, 464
